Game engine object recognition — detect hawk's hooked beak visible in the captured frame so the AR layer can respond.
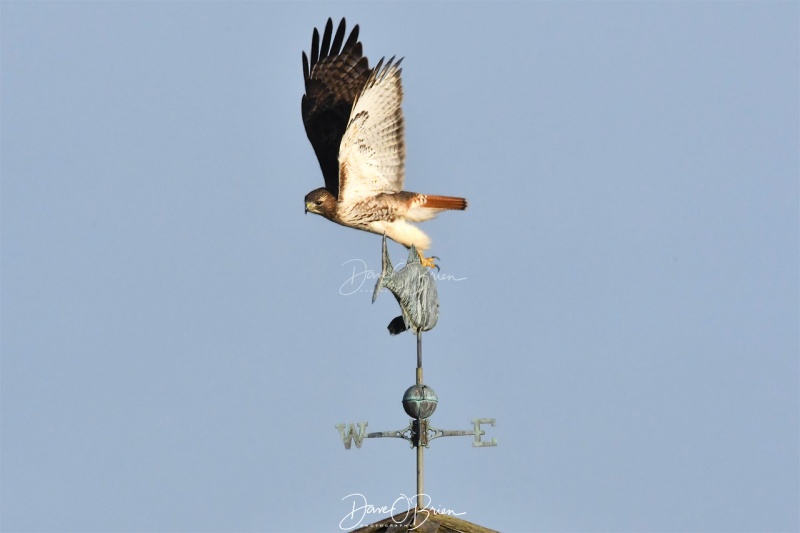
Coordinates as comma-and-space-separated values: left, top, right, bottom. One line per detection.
304, 202, 310, 214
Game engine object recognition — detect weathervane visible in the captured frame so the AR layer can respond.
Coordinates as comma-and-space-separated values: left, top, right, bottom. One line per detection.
336, 236, 496, 524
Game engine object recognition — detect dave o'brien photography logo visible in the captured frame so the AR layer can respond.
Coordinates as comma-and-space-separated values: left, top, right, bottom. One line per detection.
339, 258, 466, 296
339, 493, 465, 531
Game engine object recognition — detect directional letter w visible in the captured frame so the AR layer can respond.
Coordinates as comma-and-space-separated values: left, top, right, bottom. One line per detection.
336, 422, 368, 449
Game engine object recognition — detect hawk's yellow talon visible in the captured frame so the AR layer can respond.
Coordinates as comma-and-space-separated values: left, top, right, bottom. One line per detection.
417, 250, 438, 270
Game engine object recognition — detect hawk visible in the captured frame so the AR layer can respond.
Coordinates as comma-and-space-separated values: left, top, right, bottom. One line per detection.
301, 18, 467, 268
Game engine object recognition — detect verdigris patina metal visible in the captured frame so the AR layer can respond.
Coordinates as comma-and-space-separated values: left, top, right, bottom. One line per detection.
372, 235, 439, 335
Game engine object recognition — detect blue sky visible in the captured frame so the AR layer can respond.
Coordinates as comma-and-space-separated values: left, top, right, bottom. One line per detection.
2, 2, 798, 532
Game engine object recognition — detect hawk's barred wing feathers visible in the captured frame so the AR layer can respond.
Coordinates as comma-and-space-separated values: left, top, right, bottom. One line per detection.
338, 57, 406, 204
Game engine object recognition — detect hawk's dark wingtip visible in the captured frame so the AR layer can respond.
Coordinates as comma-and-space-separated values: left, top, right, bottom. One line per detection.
302, 18, 371, 201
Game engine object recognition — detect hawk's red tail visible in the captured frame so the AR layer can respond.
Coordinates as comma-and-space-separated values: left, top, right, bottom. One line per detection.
424, 195, 468, 210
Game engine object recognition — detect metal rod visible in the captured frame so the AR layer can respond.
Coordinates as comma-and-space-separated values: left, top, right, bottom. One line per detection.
415, 329, 423, 518
416, 440, 423, 515
416, 330, 422, 370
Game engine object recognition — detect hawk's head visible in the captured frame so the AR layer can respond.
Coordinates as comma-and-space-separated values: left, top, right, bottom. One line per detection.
305, 188, 338, 219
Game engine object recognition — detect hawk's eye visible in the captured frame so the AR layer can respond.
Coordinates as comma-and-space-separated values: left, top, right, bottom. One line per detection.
315, 200, 323, 206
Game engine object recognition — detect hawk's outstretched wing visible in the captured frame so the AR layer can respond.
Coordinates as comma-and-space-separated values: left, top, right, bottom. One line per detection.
338, 57, 406, 204
302, 18, 370, 196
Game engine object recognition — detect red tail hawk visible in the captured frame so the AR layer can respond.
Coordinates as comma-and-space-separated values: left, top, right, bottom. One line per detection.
301, 18, 467, 268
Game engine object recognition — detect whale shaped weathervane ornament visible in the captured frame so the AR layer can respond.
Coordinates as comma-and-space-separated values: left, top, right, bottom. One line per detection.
372, 235, 439, 335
